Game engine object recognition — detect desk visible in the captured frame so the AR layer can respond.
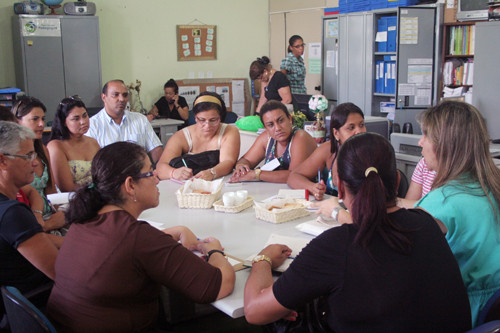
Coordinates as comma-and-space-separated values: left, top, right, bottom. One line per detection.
151, 118, 185, 145
139, 180, 314, 318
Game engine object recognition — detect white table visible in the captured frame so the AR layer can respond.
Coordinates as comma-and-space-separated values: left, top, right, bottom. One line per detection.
138, 180, 315, 318
150, 118, 185, 145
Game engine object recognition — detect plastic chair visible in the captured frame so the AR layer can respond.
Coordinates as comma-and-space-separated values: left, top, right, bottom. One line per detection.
1, 286, 56, 333
478, 288, 500, 325
466, 320, 500, 333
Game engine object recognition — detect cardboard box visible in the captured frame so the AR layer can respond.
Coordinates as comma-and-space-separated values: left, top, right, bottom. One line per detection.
444, 0, 458, 23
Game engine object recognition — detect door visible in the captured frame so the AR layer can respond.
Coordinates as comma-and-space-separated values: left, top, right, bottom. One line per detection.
322, 16, 339, 102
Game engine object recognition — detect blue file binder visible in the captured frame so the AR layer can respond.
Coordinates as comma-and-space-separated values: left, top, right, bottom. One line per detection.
387, 16, 397, 52
377, 18, 387, 52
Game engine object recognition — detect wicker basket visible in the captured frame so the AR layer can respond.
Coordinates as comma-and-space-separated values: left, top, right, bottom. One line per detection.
254, 204, 310, 224
213, 197, 254, 213
176, 182, 223, 209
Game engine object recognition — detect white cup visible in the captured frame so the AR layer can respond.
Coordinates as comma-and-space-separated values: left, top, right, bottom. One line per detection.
222, 192, 236, 206
235, 190, 248, 205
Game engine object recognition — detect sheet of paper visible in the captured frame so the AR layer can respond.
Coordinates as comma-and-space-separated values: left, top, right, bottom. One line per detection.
216, 86, 230, 108
260, 158, 280, 171
179, 86, 200, 109
231, 80, 245, 103
400, 17, 418, 45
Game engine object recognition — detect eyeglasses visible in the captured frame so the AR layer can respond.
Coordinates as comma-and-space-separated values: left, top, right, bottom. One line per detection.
134, 171, 155, 179
292, 43, 306, 48
195, 116, 220, 126
2, 151, 37, 162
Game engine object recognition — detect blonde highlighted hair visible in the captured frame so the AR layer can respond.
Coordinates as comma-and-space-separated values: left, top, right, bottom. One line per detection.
419, 101, 500, 216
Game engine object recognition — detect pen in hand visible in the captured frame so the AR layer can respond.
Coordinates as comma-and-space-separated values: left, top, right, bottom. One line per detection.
318, 168, 321, 183
182, 158, 188, 168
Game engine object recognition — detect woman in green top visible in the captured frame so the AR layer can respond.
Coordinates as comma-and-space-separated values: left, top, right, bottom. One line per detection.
415, 101, 500, 327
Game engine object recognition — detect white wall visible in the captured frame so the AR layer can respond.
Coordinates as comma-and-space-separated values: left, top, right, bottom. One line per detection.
0, 0, 269, 109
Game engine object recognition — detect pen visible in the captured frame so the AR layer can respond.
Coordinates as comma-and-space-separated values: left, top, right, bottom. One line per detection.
181, 158, 188, 168
305, 189, 310, 201
318, 168, 321, 183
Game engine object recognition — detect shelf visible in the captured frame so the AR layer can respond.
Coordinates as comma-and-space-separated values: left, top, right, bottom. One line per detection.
375, 52, 397, 56
444, 54, 474, 58
444, 84, 472, 88
374, 93, 396, 97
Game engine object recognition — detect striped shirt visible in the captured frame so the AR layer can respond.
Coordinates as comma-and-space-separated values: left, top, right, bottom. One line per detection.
411, 158, 437, 197
280, 52, 306, 94
86, 109, 162, 152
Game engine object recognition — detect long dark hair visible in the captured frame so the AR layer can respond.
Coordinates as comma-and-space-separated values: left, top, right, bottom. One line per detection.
65, 142, 147, 224
330, 103, 364, 155
11, 96, 51, 184
192, 91, 227, 122
49, 96, 87, 141
287, 35, 303, 53
338, 132, 412, 255
249, 56, 270, 80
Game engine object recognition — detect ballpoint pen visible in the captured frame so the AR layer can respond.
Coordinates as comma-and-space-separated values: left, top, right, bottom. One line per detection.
318, 168, 321, 183
182, 158, 188, 168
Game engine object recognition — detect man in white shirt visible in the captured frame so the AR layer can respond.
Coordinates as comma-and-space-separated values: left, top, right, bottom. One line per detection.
87, 80, 163, 163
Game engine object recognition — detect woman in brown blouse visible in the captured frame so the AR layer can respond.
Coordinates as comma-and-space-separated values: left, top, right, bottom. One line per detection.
47, 142, 235, 332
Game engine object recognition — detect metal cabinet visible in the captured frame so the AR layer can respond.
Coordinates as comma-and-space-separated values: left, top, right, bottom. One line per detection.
12, 15, 102, 121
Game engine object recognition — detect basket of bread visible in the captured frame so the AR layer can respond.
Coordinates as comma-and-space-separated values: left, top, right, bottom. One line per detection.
254, 198, 310, 224
176, 178, 223, 209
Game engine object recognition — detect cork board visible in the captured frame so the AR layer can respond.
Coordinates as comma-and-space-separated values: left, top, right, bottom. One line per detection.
176, 25, 217, 61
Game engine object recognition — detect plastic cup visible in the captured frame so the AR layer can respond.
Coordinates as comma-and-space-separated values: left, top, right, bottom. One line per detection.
222, 192, 236, 206
235, 190, 248, 205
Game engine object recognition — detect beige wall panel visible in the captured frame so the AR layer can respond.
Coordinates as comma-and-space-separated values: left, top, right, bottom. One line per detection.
0, 0, 269, 109
269, 13, 286, 69
270, 0, 326, 12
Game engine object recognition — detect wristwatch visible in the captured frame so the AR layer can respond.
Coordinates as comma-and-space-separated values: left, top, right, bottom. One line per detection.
254, 168, 262, 181
252, 254, 272, 266
331, 206, 344, 222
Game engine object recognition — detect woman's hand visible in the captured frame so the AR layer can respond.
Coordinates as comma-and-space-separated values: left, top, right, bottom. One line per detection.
310, 180, 327, 201
172, 167, 193, 180
312, 197, 340, 219
173, 94, 180, 106
178, 227, 200, 251
230, 169, 256, 183
194, 169, 214, 181
258, 244, 292, 270
197, 237, 224, 255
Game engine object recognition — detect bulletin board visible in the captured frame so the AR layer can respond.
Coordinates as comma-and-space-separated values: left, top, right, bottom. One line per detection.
176, 78, 251, 117
176, 25, 217, 61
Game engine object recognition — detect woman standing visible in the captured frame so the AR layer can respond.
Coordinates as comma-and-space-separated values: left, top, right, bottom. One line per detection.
47, 96, 100, 192
11, 97, 65, 232
47, 142, 235, 332
415, 101, 500, 327
288, 103, 366, 200
156, 92, 240, 181
250, 56, 293, 114
280, 35, 306, 94
244, 133, 471, 332
230, 100, 316, 183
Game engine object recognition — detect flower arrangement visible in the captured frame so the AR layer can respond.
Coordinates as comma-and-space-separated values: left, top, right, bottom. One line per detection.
291, 111, 307, 129
308, 94, 328, 143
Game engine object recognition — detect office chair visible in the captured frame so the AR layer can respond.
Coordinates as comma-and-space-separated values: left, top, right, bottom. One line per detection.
1, 286, 56, 333
478, 288, 500, 325
466, 320, 500, 333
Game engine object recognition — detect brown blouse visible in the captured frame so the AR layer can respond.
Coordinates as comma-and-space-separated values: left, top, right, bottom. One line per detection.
47, 210, 222, 332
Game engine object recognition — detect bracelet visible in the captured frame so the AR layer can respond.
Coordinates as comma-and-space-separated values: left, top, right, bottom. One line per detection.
209, 167, 216, 180
207, 249, 225, 260
32, 210, 43, 215
170, 168, 176, 179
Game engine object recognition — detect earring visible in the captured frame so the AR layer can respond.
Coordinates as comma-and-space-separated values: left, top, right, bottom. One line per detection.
133, 194, 137, 203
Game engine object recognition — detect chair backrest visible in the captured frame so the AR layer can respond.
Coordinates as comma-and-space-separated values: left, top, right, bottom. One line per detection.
478, 288, 500, 325
397, 169, 409, 198
1, 286, 56, 333
466, 320, 500, 333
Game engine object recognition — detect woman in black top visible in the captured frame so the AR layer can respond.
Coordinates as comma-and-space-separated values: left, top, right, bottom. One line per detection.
249, 56, 293, 114
148, 79, 189, 121
244, 132, 471, 333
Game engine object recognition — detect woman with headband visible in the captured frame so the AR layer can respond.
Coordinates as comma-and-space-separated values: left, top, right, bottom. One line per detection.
244, 133, 471, 332
157, 92, 240, 181
249, 56, 293, 114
